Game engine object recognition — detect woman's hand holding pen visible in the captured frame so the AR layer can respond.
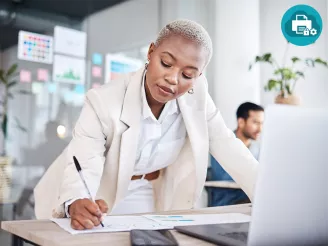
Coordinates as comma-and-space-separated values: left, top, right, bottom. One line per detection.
68, 199, 109, 230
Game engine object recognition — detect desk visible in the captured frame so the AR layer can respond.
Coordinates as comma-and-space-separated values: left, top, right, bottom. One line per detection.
205, 181, 241, 189
1, 204, 251, 246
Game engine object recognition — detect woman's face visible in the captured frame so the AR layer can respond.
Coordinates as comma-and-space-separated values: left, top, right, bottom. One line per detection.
146, 35, 208, 104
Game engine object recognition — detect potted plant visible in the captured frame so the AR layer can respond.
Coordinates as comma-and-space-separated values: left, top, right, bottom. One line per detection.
249, 42, 328, 105
0, 64, 27, 200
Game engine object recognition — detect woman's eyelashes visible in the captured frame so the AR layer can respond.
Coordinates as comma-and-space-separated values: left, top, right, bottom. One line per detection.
161, 60, 171, 68
161, 60, 193, 80
182, 74, 192, 79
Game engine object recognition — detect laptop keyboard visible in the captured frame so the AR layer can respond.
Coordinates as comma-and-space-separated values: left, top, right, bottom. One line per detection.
218, 232, 248, 242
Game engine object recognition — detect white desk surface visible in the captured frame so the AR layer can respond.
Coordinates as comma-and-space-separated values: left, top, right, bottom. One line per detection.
1, 204, 252, 246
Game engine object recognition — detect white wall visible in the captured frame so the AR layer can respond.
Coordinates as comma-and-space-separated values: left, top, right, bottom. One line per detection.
160, 0, 209, 27
260, 0, 328, 108
211, 0, 261, 129
84, 0, 159, 56
85, 0, 210, 53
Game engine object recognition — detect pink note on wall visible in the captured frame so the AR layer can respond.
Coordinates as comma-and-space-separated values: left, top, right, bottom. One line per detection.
92, 66, 102, 78
37, 69, 48, 81
20, 70, 31, 83
92, 83, 101, 88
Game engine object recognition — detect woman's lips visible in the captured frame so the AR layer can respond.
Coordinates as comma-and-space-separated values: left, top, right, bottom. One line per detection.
158, 85, 175, 94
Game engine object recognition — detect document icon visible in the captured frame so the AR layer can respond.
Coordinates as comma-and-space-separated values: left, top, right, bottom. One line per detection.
292, 15, 312, 34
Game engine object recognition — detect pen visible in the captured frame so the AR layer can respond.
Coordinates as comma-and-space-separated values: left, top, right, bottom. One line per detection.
73, 156, 104, 227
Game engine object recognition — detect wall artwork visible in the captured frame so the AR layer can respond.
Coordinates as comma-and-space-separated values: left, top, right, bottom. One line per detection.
18, 31, 53, 64
105, 54, 143, 83
53, 55, 85, 84
54, 26, 87, 58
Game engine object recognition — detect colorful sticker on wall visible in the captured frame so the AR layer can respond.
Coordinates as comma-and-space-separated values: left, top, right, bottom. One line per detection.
18, 31, 53, 64
20, 69, 31, 83
47, 83, 57, 94
92, 66, 102, 78
92, 53, 103, 65
105, 54, 143, 83
74, 84, 85, 94
92, 82, 101, 88
32, 82, 43, 94
37, 69, 49, 81
53, 54, 86, 84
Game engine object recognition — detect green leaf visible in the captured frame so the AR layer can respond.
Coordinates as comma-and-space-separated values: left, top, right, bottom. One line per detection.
262, 53, 272, 62
295, 71, 305, 78
274, 68, 294, 80
274, 68, 282, 75
314, 58, 328, 67
305, 58, 315, 67
291, 57, 301, 63
267, 79, 279, 91
250, 53, 275, 70
1, 114, 8, 139
6, 64, 18, 77
0, 69, 6, 84
17, 90, 31, 95
286, 84, 292, 95
14, 117, 28, 133
7, 81, 18, 88
254, 53, 273, 63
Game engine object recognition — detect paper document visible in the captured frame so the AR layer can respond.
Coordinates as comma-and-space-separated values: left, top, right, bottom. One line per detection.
143, 213, 251, 227
51, 213, 251, 235
51, 215, 170, 235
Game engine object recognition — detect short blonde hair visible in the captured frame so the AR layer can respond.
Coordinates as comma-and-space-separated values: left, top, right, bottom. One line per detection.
155, 19, 213, 66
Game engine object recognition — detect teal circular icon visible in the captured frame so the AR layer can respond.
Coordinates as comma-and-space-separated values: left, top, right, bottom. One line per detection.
281, 4, 322, 46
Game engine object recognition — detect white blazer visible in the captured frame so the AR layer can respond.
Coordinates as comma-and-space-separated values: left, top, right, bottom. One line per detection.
34, 68, 258, 219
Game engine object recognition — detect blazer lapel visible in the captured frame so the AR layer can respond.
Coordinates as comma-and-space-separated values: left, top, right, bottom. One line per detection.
115, 68, 145, 205
178, 92, 209, 203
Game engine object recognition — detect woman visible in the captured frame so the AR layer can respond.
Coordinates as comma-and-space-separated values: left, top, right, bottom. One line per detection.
34, 19, 258, 230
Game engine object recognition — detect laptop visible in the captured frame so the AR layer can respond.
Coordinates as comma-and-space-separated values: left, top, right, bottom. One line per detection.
175, 105, 328, 246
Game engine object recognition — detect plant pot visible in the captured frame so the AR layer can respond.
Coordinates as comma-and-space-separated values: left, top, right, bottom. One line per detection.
0, 156, 13, 201
275, 94, 301, 106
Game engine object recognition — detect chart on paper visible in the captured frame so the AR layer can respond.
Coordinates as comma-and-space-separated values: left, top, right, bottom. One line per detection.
143, 213, 251, 227
51, 213, 251, 235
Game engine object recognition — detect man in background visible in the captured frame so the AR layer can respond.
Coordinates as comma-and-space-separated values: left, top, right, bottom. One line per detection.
208, 102, 264, 206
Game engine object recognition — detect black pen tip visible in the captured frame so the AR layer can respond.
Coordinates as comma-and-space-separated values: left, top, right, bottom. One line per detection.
73, 156, 81, 171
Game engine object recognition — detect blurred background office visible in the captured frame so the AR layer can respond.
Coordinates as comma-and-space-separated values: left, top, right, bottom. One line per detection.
0, 0, 327, 244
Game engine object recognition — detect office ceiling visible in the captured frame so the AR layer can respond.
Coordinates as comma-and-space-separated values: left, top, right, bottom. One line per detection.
0, 0, 128, 50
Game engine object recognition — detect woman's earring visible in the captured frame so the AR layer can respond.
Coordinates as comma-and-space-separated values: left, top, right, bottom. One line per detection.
188, 88, 194, 94
145, 61, 149, 69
